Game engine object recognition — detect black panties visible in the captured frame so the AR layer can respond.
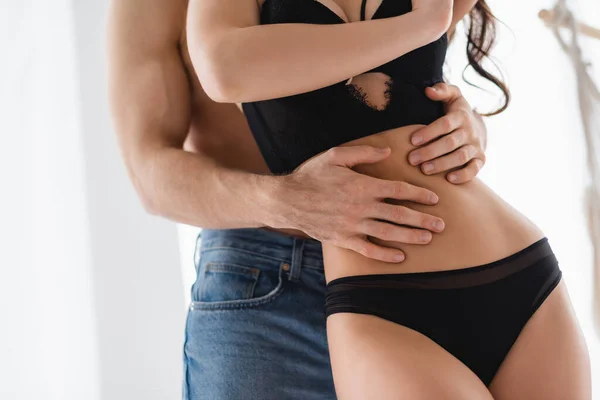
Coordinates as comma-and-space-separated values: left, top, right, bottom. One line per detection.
324, 238, 562, 386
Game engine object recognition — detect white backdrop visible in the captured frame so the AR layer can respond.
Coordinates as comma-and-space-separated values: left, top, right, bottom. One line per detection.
2, 0, 598, 399
2, 1, 186, 399
1, 1, 101, 398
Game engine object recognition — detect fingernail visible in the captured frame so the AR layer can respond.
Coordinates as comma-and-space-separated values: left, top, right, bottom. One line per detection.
448, 174, 458, 183
434, 220, 445, 231
422, 162, 434, 173
394, 254, 405, 262
378, 147, 390, 153
421, 231, 432, 242
412, 135, 423, 145
429, 193, 439, 203
409, 154, 421, 165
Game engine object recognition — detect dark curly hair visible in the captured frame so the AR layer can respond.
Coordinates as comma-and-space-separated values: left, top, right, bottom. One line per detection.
461, 0, 511, 116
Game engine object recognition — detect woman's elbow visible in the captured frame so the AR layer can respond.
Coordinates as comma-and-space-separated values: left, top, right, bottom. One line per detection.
192, 48, 245, 103
200, 70, 243, 103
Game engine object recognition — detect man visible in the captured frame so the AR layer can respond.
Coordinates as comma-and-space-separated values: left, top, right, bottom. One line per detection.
107, 1, 488, 398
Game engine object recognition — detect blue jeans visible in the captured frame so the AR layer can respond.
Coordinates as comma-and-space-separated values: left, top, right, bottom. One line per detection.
182, 228, 336, 400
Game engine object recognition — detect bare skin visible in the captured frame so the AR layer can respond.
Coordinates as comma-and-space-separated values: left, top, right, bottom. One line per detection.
107, 0, 489, 265
188, 0, 592, 398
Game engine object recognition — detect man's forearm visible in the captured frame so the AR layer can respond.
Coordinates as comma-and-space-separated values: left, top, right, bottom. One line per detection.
135, 146, 281, 229
128, 142, 447, 263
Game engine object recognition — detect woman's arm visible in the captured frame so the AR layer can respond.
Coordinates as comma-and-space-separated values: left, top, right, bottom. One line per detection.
187, 0, 452, 103
448, 0, 477, 38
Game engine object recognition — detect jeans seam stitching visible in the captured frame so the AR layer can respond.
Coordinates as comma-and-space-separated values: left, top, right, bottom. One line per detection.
199, 247, 323, 270
189, 286, 285, 310
199, 247, 286, 263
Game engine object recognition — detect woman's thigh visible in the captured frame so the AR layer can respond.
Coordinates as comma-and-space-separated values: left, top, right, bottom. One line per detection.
489, 281, 591, 400
326, 313, 494, 400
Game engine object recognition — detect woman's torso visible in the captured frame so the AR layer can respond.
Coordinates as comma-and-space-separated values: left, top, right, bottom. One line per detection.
243, 0, 447, 174
242, 0, 545, 280
322, 125, 544, 282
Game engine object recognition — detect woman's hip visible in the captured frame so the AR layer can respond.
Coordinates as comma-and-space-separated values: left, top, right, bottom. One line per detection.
322, 181, 546, 281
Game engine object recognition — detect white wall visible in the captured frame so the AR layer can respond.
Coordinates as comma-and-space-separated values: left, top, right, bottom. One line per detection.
0, 1, 100, 398
178, 225, 201, 308
1, 1, 186, 399
71, 1, 186, 399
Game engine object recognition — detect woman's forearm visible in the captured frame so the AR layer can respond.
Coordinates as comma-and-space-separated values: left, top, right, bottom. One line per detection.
188, 0, 450, 103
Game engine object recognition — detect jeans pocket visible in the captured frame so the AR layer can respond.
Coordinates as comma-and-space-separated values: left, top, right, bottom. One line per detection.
199, 263, 260, 302
190, 250, 286, 311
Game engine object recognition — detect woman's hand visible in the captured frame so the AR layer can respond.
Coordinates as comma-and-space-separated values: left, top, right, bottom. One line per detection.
407, 83, 487, 184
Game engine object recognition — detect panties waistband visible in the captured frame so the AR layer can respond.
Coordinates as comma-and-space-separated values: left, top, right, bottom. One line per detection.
326, 237, 556, 290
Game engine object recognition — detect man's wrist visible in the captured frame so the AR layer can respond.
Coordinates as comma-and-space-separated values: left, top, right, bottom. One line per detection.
210, 165, 287, 229
250, 173, 294, 230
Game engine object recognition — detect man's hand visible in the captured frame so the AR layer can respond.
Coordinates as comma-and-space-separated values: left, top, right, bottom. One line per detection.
266, 145, 446, 264
407, 83, 487, 184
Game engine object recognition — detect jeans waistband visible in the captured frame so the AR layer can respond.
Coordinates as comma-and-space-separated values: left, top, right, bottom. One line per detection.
198, 228, 324, 271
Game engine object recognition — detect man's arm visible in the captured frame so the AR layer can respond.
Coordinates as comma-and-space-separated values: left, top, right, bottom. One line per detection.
107, 0, 271, 229
107, 0, 445, 264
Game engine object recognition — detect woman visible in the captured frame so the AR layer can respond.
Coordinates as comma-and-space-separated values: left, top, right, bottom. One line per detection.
187, 0, 591, 398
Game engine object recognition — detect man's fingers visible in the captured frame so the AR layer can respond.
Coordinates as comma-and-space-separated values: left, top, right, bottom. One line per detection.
376, 180, 439, 205
409, 129, 467, 166
346, 236, 406, 263
372, 204, 445, 232
447, 158, 485, 184
418, 144, 476, 176
361, 220, 434, 245
326, 145, 390, 168
410, 113, 464, 147
424, 82, 462, 102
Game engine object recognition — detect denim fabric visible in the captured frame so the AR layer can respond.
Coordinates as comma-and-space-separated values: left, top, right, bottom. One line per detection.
182, 228, 335, 400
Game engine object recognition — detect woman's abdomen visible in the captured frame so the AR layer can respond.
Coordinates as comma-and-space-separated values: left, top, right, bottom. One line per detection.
323, 125, 545, 283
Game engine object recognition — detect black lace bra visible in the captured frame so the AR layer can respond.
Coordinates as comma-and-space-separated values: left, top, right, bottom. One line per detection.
242, 0, 448, 174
